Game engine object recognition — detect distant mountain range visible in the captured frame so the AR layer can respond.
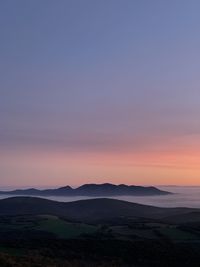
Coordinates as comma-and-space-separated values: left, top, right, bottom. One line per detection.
0, 183, 171, 197
0, 196, 198, 223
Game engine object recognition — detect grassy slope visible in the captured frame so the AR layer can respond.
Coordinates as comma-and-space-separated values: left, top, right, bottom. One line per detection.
36, 215, 97, 238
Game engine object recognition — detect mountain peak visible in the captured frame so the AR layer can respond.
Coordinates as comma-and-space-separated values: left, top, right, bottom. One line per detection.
57, 186, 72, 190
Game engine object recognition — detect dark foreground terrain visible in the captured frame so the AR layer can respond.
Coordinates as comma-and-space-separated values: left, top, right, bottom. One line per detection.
0, 197, 200, 266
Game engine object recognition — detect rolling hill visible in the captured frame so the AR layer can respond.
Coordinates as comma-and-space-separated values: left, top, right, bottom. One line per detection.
0, 196, 197, 223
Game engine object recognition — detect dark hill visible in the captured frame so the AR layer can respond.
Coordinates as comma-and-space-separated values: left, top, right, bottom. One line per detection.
0, 197, 197, 223
0, 183, 170, 197
163, 211, 200, 223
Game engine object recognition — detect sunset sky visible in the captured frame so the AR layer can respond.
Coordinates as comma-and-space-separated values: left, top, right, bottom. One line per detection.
1, 0, 200, 187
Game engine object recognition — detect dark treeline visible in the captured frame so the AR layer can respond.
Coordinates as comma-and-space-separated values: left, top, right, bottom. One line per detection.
1, 238, 200, 267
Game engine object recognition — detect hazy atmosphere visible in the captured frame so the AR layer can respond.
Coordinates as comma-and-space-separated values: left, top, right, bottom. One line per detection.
1, 2, 200, 266
1, 0, 200, 186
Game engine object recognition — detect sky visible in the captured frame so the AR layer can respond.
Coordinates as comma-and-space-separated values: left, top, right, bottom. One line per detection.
1, 0, 200, 187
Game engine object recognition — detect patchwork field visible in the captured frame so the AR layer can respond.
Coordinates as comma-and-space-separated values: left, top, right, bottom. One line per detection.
36, 215, 97, 238
0, 215, 98, 239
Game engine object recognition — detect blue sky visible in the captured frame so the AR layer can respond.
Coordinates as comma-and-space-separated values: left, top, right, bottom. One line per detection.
0, 0, 200, 186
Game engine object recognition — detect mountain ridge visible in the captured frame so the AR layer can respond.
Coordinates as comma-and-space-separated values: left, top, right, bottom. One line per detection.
0, 183, 171, 197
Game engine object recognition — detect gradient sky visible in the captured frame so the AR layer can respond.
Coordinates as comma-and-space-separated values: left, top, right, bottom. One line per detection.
1, 0, 200, 187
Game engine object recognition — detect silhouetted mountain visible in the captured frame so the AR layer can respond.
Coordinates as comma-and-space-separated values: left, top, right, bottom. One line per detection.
0, 183, 170, 197
0, 196, 196, 223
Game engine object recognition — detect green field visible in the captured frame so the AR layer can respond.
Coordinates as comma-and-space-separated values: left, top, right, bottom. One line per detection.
0, 216, 38, 230
157, 227, 199, 241
36, 215, 97, 238
0, 215, 98, 239
111, 225, 157, 239
110, 223, 200, 242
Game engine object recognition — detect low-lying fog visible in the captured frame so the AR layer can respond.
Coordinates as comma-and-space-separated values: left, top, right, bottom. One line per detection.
0, 186, 200, 208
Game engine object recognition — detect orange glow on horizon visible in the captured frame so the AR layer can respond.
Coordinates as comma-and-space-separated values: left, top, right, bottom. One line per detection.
1, 145, 200, 187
